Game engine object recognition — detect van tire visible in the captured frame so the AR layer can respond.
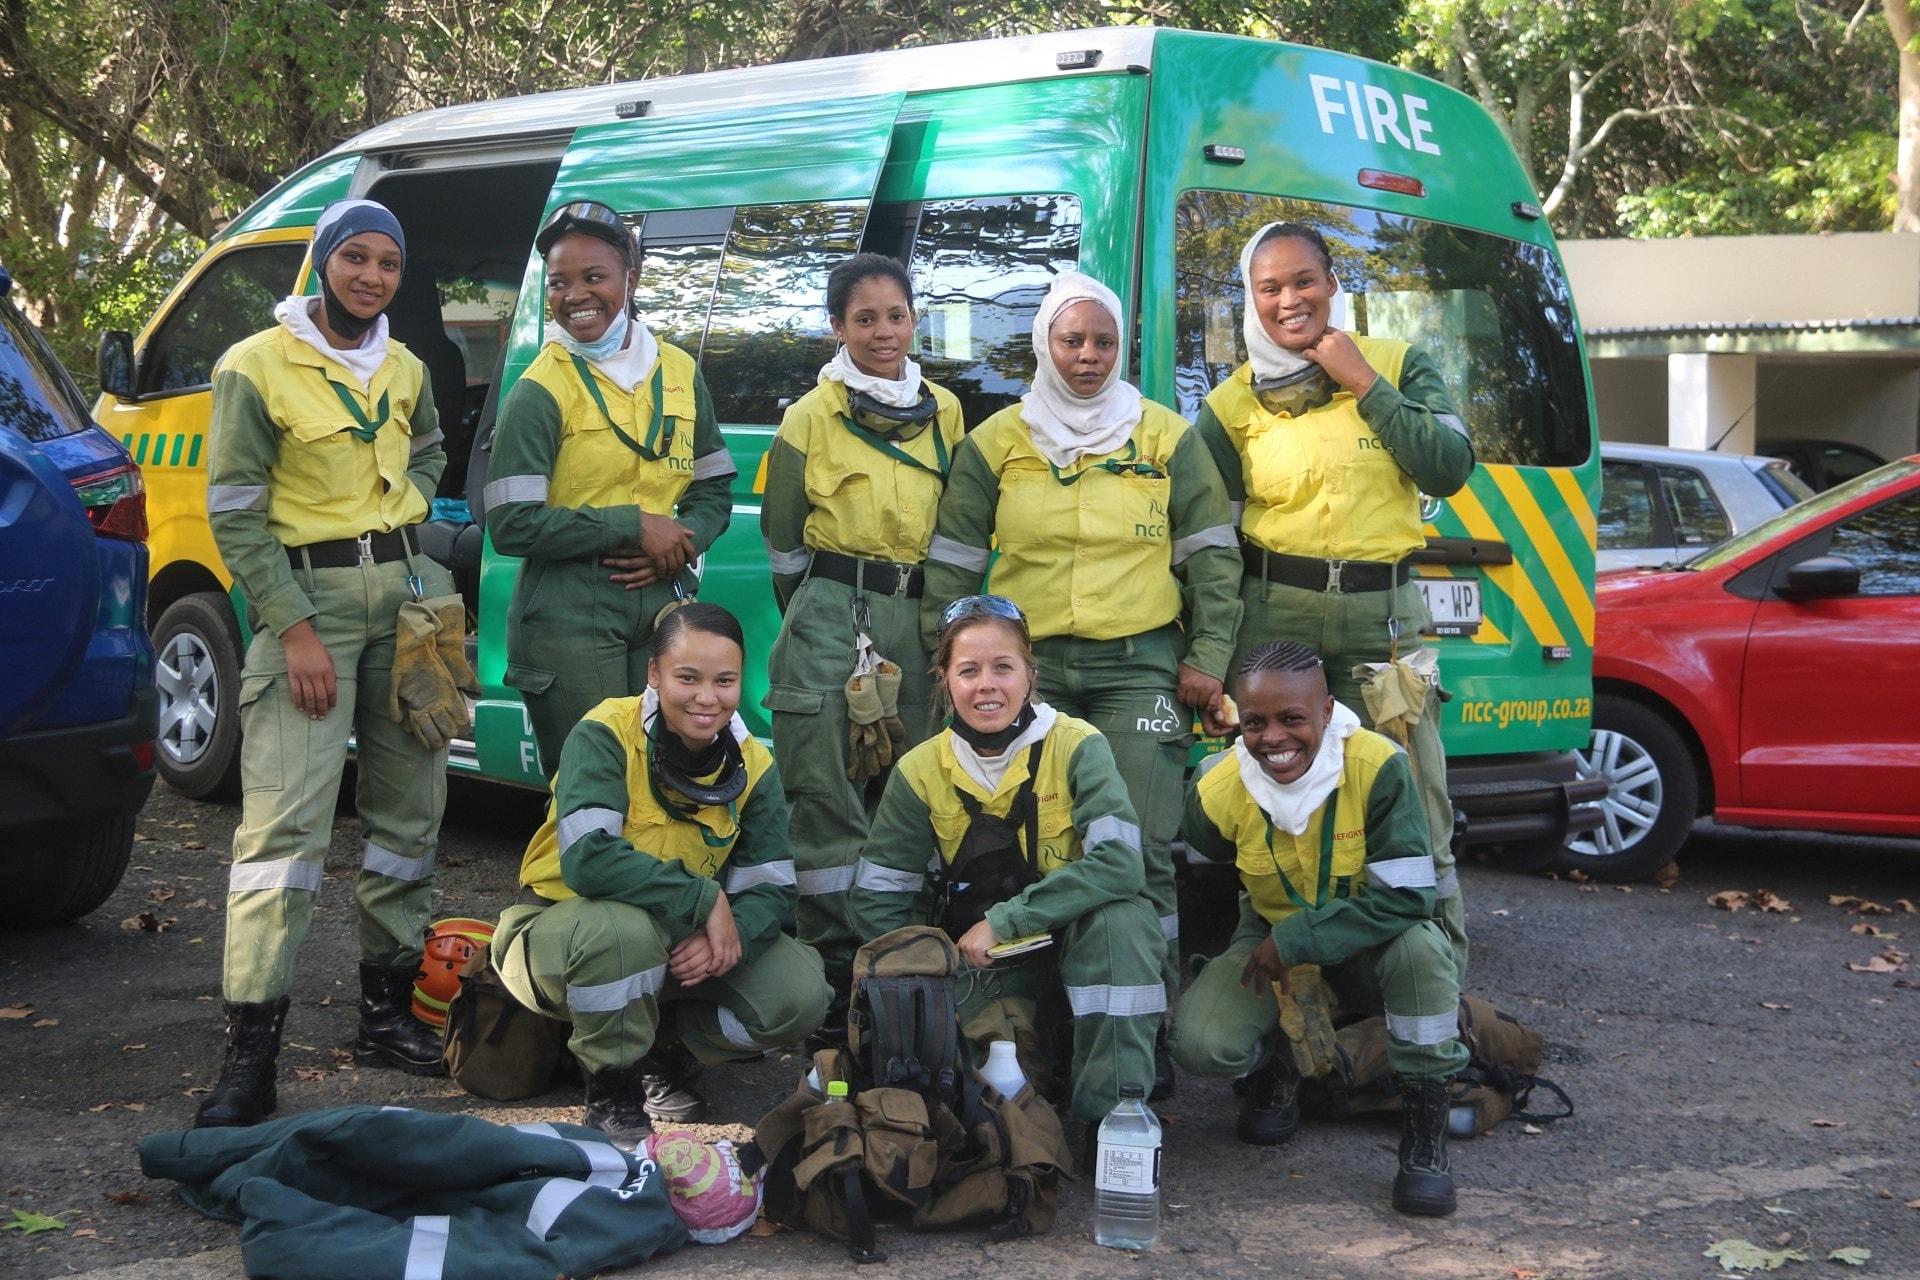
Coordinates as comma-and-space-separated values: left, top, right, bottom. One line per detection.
154, 591, 244, 800
2, 815, 136, 928
1555, 695, 1698, 883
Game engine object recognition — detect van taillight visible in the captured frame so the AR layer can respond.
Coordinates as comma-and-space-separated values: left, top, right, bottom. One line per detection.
72, 464, 148, 541
1357, 169, 1427, 197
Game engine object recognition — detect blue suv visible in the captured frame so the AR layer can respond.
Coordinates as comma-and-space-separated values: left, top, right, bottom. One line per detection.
0, 265, 156, 928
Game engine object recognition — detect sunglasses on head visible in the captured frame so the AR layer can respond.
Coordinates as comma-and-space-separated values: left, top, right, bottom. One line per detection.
939, 594, 1026, 633
535, 201, 631, 256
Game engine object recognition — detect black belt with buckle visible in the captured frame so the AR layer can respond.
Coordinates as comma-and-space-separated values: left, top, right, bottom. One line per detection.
288, 527, 417, 571
1241, 544, 1410, 593
807, 549, 924, 598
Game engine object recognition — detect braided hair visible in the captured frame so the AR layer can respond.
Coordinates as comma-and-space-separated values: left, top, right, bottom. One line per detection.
1237, 639, 1325, 681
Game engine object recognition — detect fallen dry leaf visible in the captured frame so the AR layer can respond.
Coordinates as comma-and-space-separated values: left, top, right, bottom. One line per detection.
1615, 885, 1634, 893
1490, 909, 1510, 917
1654, 861, 1681, 888
1905, 1198, 1920, 1209
120, 912, 174, 933
0, 1004, 32, 1019
1850, 923, 1899, 938
1848, 956, 1907, 974
32, 1018, 58, 1028
748, 1215, 782, 1238
1710, 890, 1749, 911
102, 1192, 146, 1206
1759, 1002, 1791, 1011
1897, 899, 1915, 914
1509, 1271, 1542, 1280
1567, 868, 1590, 883
122, 1043, 147, 1052
147, 887, 176, 903
1753, 890, 1794, 913
1578, 884, 1599, 894
183, 1087, 211, 1097
182, 841, 206, 850
1829, 1246, 1872, 1266
292, 1068, 331, 1082
1704, 1237, 1807, 1271
71, 1227, 98, 1238
1809, 1118, 1846, 1128
1831, 894, 1860, 908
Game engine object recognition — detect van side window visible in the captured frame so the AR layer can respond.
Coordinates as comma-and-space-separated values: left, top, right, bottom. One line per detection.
906, 195, 1082, 428
699, 201, 868, 424
139, 243, 308, 395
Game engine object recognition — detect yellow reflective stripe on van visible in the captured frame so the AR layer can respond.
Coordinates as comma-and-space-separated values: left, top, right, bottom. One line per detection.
1550, 467, 1598, 551
1483, 466, 1594, 646
1441, 480, 1567, 649
122, 433, 205, 469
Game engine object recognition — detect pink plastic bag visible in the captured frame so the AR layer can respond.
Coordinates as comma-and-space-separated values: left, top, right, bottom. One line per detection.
643, 1130, 764, 1244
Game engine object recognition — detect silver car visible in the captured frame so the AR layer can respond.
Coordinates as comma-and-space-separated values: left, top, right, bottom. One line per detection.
1596, 442, 1813, 572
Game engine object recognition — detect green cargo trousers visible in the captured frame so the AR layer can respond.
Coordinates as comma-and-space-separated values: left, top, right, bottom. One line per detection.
1032, 627, 1187, 1000
958, 898, 1165, 1124
1233, 576, 1468, 981
504, 557, 693, 778
493, 897, 831, 1075
1170, 898, 1469, 1085
765, 574, 935, 966
223, 555, 453, 1004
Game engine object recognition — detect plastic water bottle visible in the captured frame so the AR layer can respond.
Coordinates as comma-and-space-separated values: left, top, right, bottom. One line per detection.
1448, 1104, 1479, 1138
980, 1040, 1028, 1099
1093, 1083, 1161, 1250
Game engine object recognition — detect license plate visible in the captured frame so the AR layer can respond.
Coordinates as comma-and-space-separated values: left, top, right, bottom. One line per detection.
1417, 577, 1481, 636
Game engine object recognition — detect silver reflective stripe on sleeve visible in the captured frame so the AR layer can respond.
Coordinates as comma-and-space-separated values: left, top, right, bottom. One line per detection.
693, 449, 737, 481
727, 860, 798, 894
558, 807, 623, 853
927, 535, 990, 574
1435, 869, 1460, 900
483, 475, 550, 507
361, 840, 434, 882
567, 1138, 632, 1186
1085, 816, 1141, 854
228, 858, 323, 894
797, 864, 857, 897
526, 1179, 592, 1239
1366, 855, 1438, 891
409, 428, 444, 456
1160, 913, 1180, 941
1065, 983, 1168, 1018
854, 859, 925, 894
1228, 501, 1244, 525
206, 484, 268, 513
1436, 413, 1469, 439
718, 1006, 766, 1051
1170, 524, 1238, 565
402, 1215, 450, 1280
766, 542, 811, 576
1386, 1009, 1460, 1046
566, 964, 667, 1013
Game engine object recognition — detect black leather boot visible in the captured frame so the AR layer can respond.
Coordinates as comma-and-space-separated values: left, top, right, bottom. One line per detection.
1392, 1077, 1458, 1216
352, 961, 446, 1075
635, 1050, 709, 1124
1150, 1022, 1177, 1101
194, 997, 289, 1128
1234, 1049, 1302, 1146
584, 1062, 656, 1150
806, 956, 854, 1053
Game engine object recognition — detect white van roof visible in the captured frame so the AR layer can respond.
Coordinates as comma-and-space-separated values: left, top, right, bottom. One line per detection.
339, 27, 1162, 157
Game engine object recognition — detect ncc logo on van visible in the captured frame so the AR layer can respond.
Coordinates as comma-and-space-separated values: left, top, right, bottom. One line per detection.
1308, 75, 1441, 156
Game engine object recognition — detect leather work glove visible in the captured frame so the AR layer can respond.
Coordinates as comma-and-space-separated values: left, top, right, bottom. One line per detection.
873, 659, 907, 765
423, 595, 479, 698
845, 667, 889, 784
390, 598, 469, 752
1274, 964, 1341, 1080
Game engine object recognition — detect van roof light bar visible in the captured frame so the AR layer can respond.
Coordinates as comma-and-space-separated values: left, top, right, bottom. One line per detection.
614, 100, 652, 120
1357, 168, 1426, 197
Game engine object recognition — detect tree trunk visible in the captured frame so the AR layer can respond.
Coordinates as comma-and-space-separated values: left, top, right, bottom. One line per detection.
1889, 0, 1919, 231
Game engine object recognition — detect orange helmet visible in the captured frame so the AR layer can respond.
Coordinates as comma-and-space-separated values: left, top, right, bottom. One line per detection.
413, 917, 495, 1027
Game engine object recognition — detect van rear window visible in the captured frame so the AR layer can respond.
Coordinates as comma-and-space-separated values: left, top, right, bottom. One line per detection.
1173, 191, 1591, 468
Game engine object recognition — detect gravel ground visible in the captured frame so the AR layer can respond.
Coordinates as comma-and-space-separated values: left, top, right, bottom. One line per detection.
2, 776, 1916, 1279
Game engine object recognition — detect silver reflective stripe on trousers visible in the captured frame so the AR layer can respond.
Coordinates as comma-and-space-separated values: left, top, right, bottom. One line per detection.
1435, 869, 1460, 900
718, 1006, 766, 1051
1386, 1009, 1459, 1045
797, 864, 857, 897
483, 475, 550, 507
228, 858, 324, 894
726, 860, 797, 894
525, 1179, 592, 1238
1160, 913, 1180, 941
1366, 855, 1438, 891
1065, 983, 1168, 1018
853, 859, 925, 894
362, 840, 434, 882
1085, 815, 1141, 853
402, 1215, 450, 1280
568, 1138, 632, 1186
566, 965, 668, 1013
558, 807, 623, 853
926, 534, 990, 573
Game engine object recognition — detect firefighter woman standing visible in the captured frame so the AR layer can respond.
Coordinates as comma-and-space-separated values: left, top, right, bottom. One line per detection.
759, 253, 966, 1008
198, 199, 463, 1126
922, 271, 1242, 1094
1191, 221, 1475, 976
846, 596, 1164, 1127
485, 200, 735, 776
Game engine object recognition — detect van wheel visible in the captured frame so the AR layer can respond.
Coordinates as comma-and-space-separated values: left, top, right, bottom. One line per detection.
1555, 695, 1698, 883
154, 591, 244, 800
1, 815, 136, 927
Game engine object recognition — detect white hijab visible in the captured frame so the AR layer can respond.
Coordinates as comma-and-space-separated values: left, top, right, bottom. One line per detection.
275, 296, 389, 392
1238, 222, 1330, 383
1020, 271, 1143, 468
819, 345, 925, 409
1233, 701, 1363, 836
543, 315, 660, 394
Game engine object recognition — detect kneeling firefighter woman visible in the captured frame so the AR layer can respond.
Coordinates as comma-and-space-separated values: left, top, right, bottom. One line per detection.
844, 595, 1164, 1127
491, 603, 830, 1149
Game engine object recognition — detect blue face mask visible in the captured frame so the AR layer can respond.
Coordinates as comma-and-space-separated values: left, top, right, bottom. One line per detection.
560, 306, 630, 363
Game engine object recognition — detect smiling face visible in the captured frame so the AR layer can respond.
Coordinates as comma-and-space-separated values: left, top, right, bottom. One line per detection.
647, 625, 743, 748
942, 618, 1035, 739
831, 274, 914, 380
1235, 665, 1335, 784
1046, 298, 1120, 397
544, 231, 636, 345
323, 232, 403, 321
1247, 233, 1338, 352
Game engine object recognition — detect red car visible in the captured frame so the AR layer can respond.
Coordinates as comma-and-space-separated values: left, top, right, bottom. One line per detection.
1565, 456, 1920, 881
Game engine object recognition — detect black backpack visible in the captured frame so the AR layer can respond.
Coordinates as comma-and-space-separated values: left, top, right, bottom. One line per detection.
931, 741, 1044, 938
